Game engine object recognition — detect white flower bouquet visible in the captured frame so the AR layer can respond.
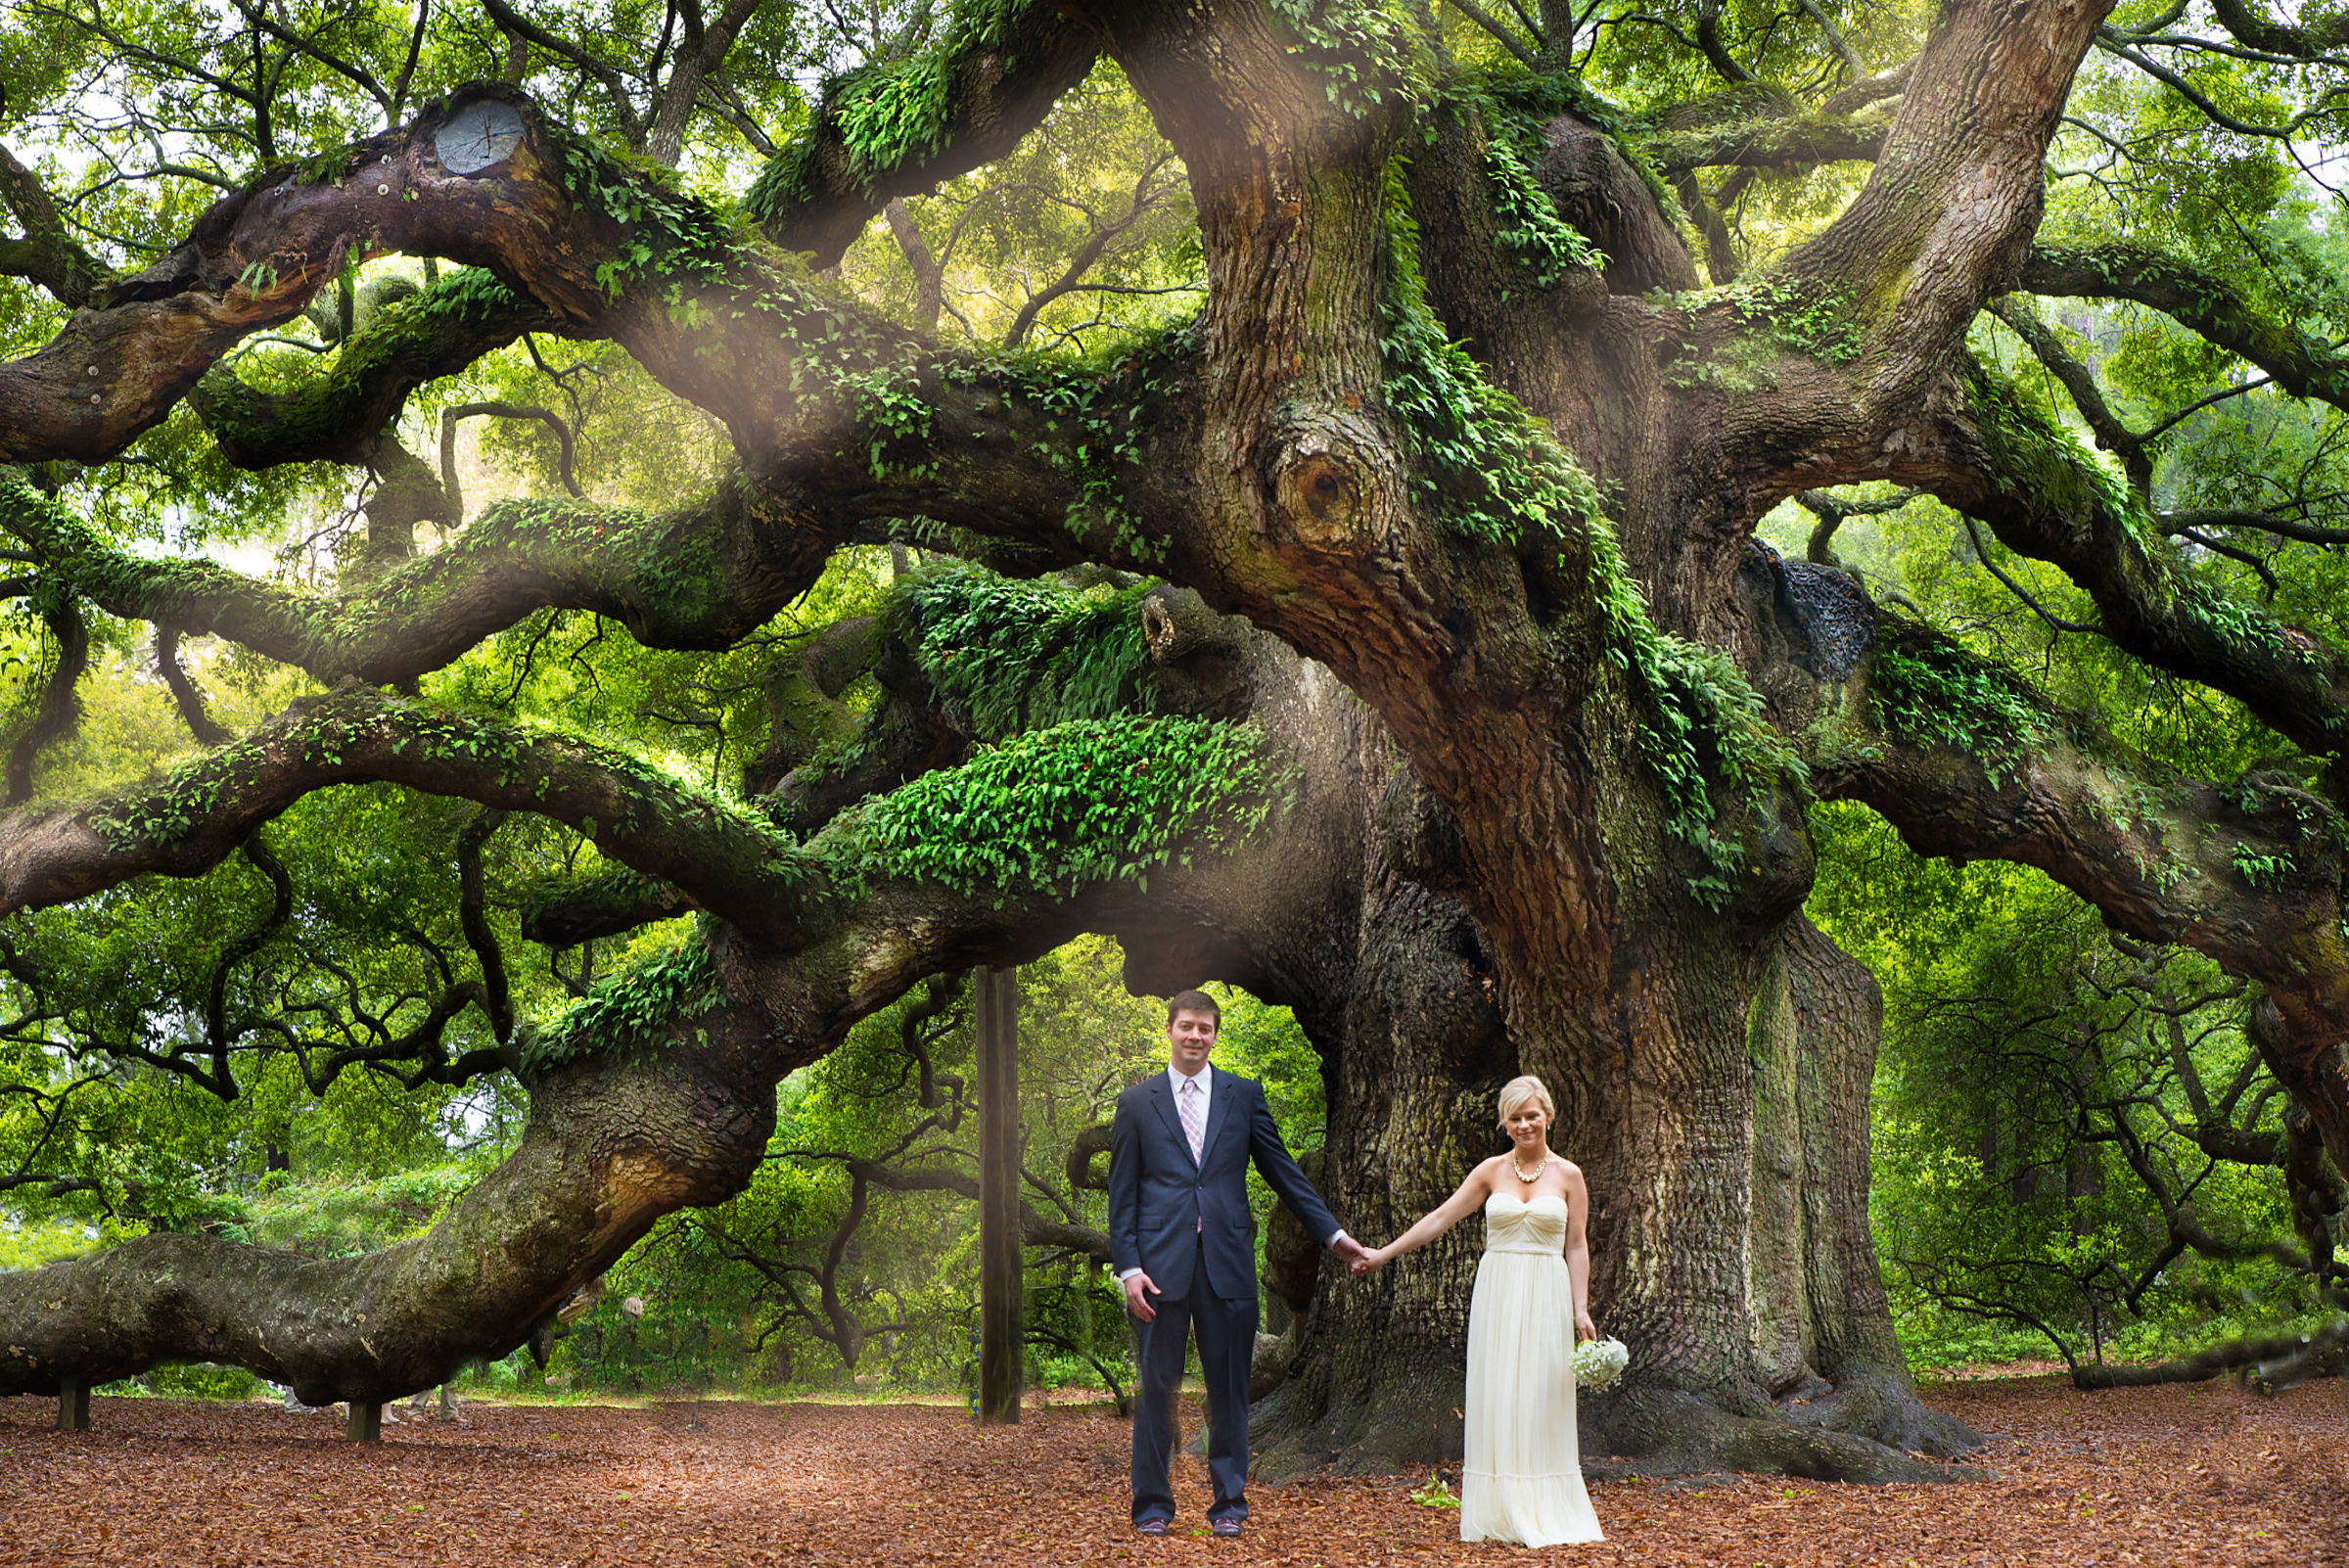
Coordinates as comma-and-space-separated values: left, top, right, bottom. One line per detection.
1572, 1335, 1630, 1393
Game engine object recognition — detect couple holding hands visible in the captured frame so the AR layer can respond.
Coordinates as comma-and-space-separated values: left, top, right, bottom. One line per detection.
1108, 990, 1606, 1547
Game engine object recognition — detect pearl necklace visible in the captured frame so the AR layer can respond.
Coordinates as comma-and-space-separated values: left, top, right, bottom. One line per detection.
1510, 1152, 1549, 1183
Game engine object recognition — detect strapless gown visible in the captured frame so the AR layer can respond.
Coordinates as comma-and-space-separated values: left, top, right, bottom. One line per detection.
1460, 1192, 1605, 1546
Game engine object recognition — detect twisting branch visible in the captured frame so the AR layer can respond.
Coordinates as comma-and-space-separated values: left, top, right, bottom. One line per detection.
0, 465, 840, 688
438, 401, 582, 525
2021, 245, 2349, 416
0, 1071, 109, 1198
6, 589, 87, 804
1986, 296, 2151, 493
0, 142, 110, 306
1958, 512, 2104, 637
154, 626, 234, 747
0, 683, 823, 946
458, 808, 515, 1044
746, 9, 1103, 269
1793, 487, 1914, 567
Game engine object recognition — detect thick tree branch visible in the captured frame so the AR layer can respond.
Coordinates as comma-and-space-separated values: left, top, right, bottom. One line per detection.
154, 626, 235, 747
2019, 245, 2349, 416
1758, 552, 2349, 1179
1933, 367, 2349, 759
190, 274, 562, 473
1643, 113, 1889, 176
5, 591, 86, 804
745, 5, 1103, 268
0, 465, 835, 687
1985, 296, 2150, 494
1786, 0, 2114, 392
0, 142, 111, 307
0, 684, 819, 945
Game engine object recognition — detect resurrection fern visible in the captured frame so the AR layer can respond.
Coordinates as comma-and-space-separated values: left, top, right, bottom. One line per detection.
848, 716, 1295, 901
1870, 633, 2050, 784
1379, 159, 1605, 550
746, 0, 1049, 218
893, 565, 1154, 739
526, 922, 722, 1069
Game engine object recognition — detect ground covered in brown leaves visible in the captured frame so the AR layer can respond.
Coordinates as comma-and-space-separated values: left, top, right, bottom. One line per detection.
0, 1375, 2341, 1565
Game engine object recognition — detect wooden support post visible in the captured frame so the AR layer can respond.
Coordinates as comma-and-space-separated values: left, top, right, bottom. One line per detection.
56, 1374, 89, 1431
347, 1401, 382, 1443
977, 966, 1023, 1425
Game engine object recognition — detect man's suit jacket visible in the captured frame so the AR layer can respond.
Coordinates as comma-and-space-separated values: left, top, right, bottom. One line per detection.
1108, 1068, 1339, 1303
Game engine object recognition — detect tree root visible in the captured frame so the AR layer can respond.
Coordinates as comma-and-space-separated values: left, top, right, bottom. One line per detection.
1255, 1370, 1988, 1487
1581, 1386, 1984, 1485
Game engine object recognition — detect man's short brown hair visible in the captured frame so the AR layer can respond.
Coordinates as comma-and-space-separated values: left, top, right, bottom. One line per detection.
1165, 989, 1221, 1028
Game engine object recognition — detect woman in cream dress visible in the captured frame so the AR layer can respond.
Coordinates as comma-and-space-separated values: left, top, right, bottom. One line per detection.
1354, 1076, 1604, 1546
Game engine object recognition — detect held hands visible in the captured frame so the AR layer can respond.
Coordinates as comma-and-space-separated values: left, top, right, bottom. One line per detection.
1123, 1270, 1159, 1324
1331, 1234, 1372, 1270
1349, 1243, 1391, 1275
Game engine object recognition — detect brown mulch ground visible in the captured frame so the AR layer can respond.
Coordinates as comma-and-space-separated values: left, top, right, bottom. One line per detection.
0, 1376, 2342, 1565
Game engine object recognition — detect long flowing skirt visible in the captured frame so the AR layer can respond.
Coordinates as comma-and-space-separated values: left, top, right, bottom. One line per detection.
1460, 1247, 1605, 1545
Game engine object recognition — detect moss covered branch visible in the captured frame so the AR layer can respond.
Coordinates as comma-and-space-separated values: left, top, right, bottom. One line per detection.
0, 683, 820, 944
745, 0, 1101, 268
0, 466, 834, 686
2018, 244, 2349, 414
1937, 363, 2349, 758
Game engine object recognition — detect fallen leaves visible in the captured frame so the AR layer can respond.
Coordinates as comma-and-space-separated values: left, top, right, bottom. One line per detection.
0, 1375, 2339, 1564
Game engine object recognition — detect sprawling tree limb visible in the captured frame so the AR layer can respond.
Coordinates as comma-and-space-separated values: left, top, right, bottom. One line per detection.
1643, 114, 1889, 177
744, 4, 1103, 268
0, 684, 818, 943
2020, 245, 2349, 415
1930, 367, 2349, 760
1985, 296, 2151, 493
1785, 0, 2113, 393
189, 276, 562, 472
5, 591, 86, 805
2203, 0, 2349, 56
0, 86, 636, 464
1751, 551, 2349, 1178
0, 465, 836, 686
0, 142, 110, 307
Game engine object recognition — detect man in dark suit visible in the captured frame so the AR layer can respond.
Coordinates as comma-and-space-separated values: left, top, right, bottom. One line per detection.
1110, 988, 1365, 1538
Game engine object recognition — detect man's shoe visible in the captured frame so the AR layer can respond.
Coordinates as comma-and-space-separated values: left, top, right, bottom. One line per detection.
1210, 1519, 1243, 1538
1135, 1518, 1170, 1537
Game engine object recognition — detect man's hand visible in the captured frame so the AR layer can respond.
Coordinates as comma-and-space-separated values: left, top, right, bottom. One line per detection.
1123, 1270, 1160, 1323
1331, 1234, 1371, 1269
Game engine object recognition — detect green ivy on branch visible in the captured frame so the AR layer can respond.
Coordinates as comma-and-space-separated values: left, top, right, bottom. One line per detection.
1378, 160, 1800, 904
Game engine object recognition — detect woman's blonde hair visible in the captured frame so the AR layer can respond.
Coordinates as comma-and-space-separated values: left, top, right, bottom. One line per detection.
1496, 1075, 1555, 1128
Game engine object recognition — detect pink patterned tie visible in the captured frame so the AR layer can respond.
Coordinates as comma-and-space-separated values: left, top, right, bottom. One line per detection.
1179, 1076, 1206, 1165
